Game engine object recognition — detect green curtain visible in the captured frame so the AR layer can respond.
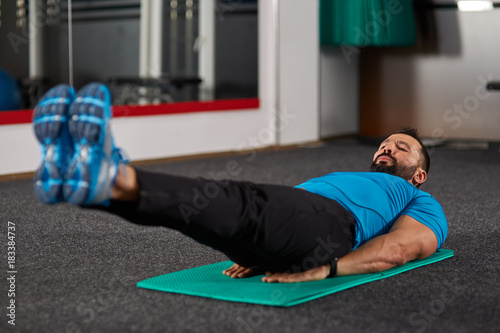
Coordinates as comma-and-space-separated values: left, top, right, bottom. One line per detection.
320, 0, 416, 46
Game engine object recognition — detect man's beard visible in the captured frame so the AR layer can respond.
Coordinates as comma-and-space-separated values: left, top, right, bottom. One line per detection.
370, 154, 418, 181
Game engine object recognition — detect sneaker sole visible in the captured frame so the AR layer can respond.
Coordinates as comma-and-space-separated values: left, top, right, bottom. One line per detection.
64, 83, 112, 205
33, 84, 74, 204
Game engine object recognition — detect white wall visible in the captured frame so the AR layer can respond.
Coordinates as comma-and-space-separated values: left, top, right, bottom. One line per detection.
278, 0, 320, 145
1, 124, 40, 176
320, 46, 359, 138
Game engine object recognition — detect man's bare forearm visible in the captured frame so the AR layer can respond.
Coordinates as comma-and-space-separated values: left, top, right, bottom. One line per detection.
336, 234, 407, 276
335, 215, 438, 276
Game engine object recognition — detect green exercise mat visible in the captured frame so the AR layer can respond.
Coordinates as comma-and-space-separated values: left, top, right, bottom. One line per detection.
137, 249, 454, 307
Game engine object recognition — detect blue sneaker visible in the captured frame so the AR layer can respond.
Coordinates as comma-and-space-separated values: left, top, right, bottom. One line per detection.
33, 84, 76, 204
64, 83, 127, 206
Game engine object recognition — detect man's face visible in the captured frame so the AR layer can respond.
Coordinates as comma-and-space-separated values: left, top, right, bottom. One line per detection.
370, 134, 424, 184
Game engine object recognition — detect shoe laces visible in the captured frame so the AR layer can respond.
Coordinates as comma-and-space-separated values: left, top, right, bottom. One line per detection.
113, 147, 130, 166
112, 147, 131, 187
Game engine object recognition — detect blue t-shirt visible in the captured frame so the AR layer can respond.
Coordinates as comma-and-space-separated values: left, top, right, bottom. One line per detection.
296, 172, 448, 250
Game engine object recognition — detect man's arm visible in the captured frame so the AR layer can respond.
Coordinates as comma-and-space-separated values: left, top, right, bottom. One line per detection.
336, 214, 438, 276
262, 215, 438, 283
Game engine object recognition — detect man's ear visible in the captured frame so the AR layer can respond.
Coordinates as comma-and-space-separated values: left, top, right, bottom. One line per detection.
412, 168, 427, 186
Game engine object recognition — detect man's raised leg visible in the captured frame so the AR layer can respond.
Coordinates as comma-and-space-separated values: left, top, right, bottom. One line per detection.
32, 83, 355, 279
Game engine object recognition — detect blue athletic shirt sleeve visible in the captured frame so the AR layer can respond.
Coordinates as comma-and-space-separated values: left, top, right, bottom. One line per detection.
400, 193, 448, 250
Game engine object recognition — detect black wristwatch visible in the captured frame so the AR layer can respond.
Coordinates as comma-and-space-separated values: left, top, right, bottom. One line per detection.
328, 258, 338, 278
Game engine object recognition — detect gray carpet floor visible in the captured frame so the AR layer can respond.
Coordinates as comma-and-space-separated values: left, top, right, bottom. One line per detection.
1, 138, 499, 332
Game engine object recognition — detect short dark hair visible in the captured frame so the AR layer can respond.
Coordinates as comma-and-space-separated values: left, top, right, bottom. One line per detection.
395, 126, 430, 174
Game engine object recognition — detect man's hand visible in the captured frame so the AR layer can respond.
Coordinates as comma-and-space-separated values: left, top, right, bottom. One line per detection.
223, 263, 260, 278
224, 262, 332, 283
262, 263, 330, 283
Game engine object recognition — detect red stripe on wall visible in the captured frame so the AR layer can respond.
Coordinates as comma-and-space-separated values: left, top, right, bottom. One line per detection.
112, 98, 259, 118
0, 110, 34, 125
0, 98, 260, 126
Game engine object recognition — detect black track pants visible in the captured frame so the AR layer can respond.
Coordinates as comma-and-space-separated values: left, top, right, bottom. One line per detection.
98, 169, 356, 272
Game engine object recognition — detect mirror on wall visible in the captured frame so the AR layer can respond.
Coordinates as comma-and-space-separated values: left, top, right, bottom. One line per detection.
0, 0, 258, 111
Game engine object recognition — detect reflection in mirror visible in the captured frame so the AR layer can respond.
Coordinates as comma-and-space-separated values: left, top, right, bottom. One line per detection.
0, 0, 258, 112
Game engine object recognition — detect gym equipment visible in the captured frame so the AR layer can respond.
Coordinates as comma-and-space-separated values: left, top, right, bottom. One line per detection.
0, 68, 22, 111
137, 249, 454, 307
